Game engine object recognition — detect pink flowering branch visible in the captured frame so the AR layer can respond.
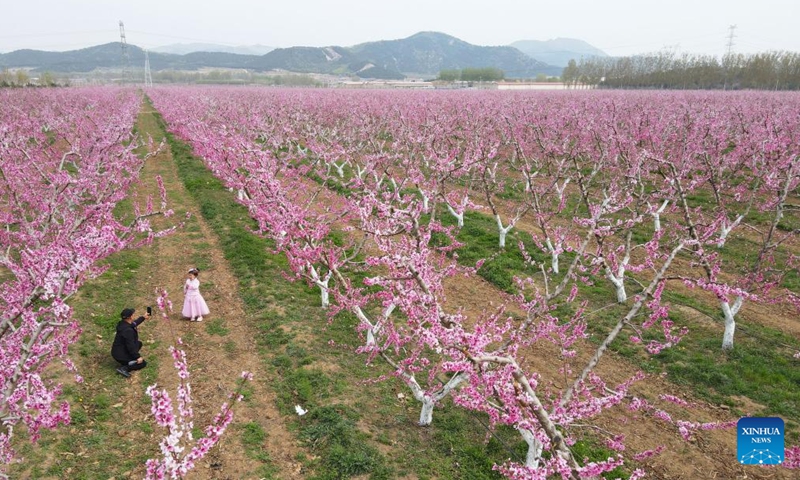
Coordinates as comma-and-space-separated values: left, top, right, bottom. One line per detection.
145, 291, 252, 480
785, 445, 800, 469
627, 396, 736, 441
145, 366, 252, 480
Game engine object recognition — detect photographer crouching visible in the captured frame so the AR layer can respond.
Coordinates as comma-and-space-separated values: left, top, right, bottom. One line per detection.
111, 307, 151, 378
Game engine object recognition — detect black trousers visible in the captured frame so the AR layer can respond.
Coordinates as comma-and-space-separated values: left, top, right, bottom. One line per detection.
114, 357, 147, 371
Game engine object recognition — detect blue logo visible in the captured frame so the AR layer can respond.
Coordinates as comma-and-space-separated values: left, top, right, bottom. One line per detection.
737, 417, 784, 465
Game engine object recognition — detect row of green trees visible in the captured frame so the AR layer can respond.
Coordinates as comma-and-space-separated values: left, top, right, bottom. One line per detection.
437, 67, 505, 82
0, 69, 63, 87
562, 51, 800, 90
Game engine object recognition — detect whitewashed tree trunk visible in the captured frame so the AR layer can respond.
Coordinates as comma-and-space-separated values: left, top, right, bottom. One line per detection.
718, 214, 744, 247
721, 295, 744, 350
545, 238, 560, 274
608, 273, 627, 303
373, 172, 385, 189
604, 256, 629, 303
344, 293, 465, 427
332, 162, 346, 178
604, 238, 630, 303
420, 189, 430, 212
446, 203, 464, 227
227, 187, 249, 202
365, 304, 394, 347
653, 199, 669, 232
418, 397, 435, 426
410, 372, 466, 426
309, 265, 332, 309
496, 214, 514, 249
318, 276, 330, 308
555, 178, 570, 203
518, 427, 543, 468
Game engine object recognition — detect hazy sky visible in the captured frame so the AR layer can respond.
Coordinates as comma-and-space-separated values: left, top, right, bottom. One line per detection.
1, 0, 797, 57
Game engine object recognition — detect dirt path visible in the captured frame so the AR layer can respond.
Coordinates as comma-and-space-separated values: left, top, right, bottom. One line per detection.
126, 104, 304, 479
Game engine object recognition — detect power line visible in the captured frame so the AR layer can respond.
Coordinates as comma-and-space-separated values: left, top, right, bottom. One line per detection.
125, 29, 255, 48
595, 31, 729, 54
0, 29, 114, 39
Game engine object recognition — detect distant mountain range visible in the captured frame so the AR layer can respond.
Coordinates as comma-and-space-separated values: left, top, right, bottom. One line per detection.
0, 44, 259, 74
150, 43, 275, 56
0, 32, 606, 79
511, 38, 608, 67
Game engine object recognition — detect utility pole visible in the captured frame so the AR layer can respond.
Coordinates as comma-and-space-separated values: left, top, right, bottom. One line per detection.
119, 21, 129, 85
144, 50, 153, 87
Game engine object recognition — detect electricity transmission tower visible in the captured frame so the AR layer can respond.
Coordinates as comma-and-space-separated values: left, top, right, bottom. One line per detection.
119, 21, 130, 84
723, 25, 737, 90
725, 25, 737, 56
144, 50, 153, 87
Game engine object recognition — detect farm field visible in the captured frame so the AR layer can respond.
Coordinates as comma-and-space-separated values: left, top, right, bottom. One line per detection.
2, 86, 800, 480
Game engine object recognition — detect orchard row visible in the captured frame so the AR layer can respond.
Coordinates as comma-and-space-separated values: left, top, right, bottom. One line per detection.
0, 88, 164, 465
0, 88, 246, 480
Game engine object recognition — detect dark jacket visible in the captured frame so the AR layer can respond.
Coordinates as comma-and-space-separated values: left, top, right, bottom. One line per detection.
111, 316, 146, 363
